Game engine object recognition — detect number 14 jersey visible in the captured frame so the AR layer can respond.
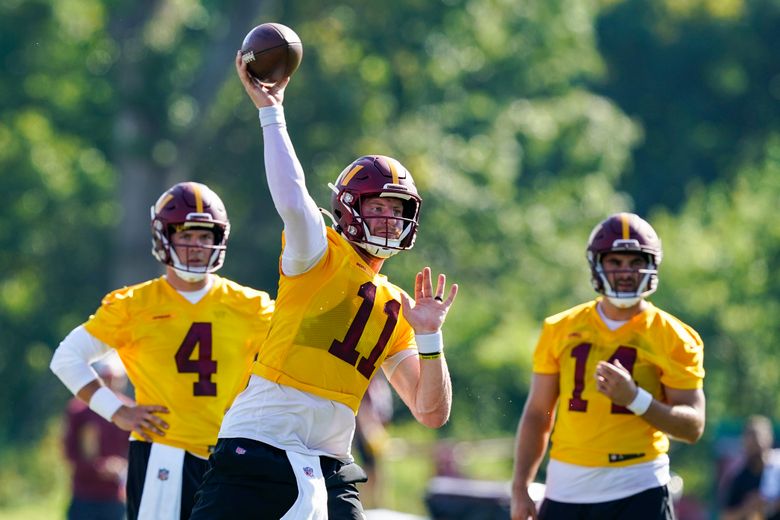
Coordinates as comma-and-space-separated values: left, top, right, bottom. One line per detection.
533, 299, 704, 467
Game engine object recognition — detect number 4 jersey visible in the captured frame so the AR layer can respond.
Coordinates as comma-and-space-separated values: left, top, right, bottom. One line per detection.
251, 227, 417, 413
84, 276, 274, 458
533, 299, 704, 467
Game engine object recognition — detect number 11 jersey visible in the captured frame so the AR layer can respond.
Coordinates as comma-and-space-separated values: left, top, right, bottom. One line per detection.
252, 227, 416, 413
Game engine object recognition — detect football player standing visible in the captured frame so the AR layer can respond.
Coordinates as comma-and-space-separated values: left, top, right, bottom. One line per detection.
51, 182, 274, 520
189, 53, 458, 519
510, 213, 705, 520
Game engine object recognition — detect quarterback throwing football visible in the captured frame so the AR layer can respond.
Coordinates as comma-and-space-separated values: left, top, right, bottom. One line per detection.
189, 52, 458, 519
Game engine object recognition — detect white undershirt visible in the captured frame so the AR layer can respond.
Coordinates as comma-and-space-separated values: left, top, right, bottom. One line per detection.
596, 301, 628, 331
170, 275, 213, 304
545, 456, 670, 503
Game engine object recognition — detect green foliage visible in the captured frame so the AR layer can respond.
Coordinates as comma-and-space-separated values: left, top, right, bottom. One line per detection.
0, 0, 118, 446
596, 0, 780, 213
654, 138, 780, 422
0, 419, 69, 510
1, 0, 779, 512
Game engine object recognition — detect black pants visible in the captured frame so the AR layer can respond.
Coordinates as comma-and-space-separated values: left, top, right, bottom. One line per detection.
539, 485, 676, 520
126, 441, 210, 520
190, 438, 368, 520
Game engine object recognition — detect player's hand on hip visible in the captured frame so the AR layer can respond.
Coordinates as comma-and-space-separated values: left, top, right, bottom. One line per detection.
234, 50, 289, 108
400, 267, 458, 334
112, 404, 170, 442
594, 358, 637, 406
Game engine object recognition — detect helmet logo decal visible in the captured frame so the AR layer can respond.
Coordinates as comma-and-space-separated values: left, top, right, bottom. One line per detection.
341, 165, 364, 186
155, 194, 174, 214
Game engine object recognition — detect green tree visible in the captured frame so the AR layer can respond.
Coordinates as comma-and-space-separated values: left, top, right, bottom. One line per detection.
4, 0, 777, 511
596, 0, 780, 212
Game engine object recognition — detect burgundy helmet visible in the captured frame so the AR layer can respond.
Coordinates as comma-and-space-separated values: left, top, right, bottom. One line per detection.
150, 182, 230, 277
328, 155, 421, 258
586, 212, 662, 307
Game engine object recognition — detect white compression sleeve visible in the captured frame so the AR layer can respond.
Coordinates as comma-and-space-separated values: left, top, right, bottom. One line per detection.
50, 325, 115, 395
260, 105, 328, 276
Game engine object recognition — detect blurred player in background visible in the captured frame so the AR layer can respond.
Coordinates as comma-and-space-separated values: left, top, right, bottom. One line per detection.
511, 212, 705, 520
64, 353, 129, 520
721, 415, 780, 520
354, 372, 395, 509
189, 54, 458, 519
51, 182, 274, 520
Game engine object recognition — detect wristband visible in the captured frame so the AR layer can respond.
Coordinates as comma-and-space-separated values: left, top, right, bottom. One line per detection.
419, 351, 442, 360
626, 387, 653, 415
415, 330, 443, 355
89, 386, 124, 422
259, 105, 285, 127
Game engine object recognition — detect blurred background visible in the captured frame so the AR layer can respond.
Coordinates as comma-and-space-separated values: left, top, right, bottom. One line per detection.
1, 0, 779, 518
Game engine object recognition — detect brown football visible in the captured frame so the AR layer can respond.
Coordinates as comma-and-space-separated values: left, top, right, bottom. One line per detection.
240, 23, 303, 84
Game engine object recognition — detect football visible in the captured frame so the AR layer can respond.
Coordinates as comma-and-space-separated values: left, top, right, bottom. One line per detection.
240, 23, 303, 84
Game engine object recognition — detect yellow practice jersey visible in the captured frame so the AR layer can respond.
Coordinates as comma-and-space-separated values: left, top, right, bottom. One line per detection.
84, 275, 273, 458
533, 298, 704, 467
252, 227, 416, 413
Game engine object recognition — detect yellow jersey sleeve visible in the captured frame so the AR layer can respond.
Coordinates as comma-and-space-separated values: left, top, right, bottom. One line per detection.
84, 276, 274, 458
532, 319, 563, 375
533, 299, 704, 467
659, 318, 705, 389
253, 227, 416, 413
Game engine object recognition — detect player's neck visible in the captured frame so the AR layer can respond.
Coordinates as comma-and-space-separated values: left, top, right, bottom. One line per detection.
351, 244, 385, 273
165, 267, 212, 291
598, 298, 646, 321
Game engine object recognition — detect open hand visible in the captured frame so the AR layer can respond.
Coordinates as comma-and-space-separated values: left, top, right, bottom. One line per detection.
400, 267, 458, 334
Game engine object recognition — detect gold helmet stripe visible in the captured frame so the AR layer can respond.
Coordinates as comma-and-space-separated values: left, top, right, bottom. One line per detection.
621, 213, 630, 239
191, 182, 204, 213
341, 165, 364, 186
387, 158, 400, 185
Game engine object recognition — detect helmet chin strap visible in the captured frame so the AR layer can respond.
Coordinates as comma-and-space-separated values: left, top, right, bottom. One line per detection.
169, 248, 210, 282
354, 216, 411, 259
172, 267, 207, 283
596, 261, 653, 309
606, 295, 642, 308
355, 240, 400, 259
